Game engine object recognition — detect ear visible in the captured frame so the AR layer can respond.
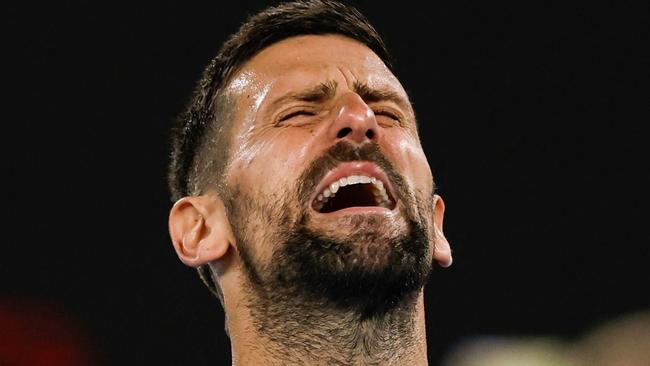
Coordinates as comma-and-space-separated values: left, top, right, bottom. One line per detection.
168, 192, 233, 267
432, 194, 453, 268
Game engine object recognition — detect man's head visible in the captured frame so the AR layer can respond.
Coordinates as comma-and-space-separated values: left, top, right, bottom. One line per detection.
168, 0, 452, 321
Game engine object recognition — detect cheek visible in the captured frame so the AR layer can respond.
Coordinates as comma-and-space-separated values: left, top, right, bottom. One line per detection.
383, 131, 433, 194
228, 131, 318, 264
230, 128, 316, 201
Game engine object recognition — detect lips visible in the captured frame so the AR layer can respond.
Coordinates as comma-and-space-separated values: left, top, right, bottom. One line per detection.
310, 161, 397, 213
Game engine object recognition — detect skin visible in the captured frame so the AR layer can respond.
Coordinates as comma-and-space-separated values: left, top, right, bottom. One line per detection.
169, 35, 453, 365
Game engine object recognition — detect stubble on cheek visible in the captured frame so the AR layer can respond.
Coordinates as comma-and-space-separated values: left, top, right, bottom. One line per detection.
220, 182, 293, 279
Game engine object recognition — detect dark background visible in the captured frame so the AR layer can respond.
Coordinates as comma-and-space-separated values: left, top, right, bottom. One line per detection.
4, 1, 649, 365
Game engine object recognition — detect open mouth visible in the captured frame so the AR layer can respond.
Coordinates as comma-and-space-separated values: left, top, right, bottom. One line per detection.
311, 164, 397, 213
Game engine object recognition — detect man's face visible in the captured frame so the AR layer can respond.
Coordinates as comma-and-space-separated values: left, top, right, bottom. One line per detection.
219, 35, 437, 314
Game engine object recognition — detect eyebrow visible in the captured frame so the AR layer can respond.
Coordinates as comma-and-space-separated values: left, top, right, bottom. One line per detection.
269, 80, 338, 109
269, 80, 411, 111
352, 81, 410, 111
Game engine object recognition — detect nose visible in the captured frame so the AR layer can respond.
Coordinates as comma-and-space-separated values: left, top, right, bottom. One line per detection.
327, 93, 380, 144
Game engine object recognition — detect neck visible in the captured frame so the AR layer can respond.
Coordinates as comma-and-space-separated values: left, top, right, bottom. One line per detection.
227, 289, 429, 365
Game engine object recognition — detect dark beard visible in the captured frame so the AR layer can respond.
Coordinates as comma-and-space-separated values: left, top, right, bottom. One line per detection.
274, 215, 431, 319
223, 141, 434, 319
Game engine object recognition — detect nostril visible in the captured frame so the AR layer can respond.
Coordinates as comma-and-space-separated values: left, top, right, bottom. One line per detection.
337, 127, 352, 139
366, 129, 375, 139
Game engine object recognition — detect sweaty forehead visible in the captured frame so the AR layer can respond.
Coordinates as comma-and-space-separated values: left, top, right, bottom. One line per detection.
225, 34, 407, 101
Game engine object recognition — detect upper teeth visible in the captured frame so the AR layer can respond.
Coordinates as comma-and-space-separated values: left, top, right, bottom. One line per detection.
314, 174, 392, 210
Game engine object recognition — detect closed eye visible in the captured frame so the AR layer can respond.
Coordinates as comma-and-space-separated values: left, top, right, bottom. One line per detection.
374, 110, 401, 123
279, 110, 316, 122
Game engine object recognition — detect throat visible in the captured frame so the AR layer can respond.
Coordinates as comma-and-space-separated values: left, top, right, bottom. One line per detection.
236, 288, 426, 365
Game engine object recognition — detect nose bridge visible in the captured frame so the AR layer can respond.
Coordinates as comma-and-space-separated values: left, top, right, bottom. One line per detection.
328, 92, 380, 144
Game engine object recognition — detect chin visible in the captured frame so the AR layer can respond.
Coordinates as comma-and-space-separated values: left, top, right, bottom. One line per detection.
274, 216, 432, 318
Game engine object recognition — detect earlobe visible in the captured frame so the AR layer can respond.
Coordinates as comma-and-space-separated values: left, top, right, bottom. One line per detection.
432, 194, 453, 268
168, 194, 232, 268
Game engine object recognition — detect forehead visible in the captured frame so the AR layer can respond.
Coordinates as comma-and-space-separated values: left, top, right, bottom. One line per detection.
224, 34, 407, 104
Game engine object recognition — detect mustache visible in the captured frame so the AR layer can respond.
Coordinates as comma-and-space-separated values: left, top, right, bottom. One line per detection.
296, 141, 410, 207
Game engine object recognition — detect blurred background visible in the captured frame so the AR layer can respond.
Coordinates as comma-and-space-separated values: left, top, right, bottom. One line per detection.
3, 1, 649, 365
